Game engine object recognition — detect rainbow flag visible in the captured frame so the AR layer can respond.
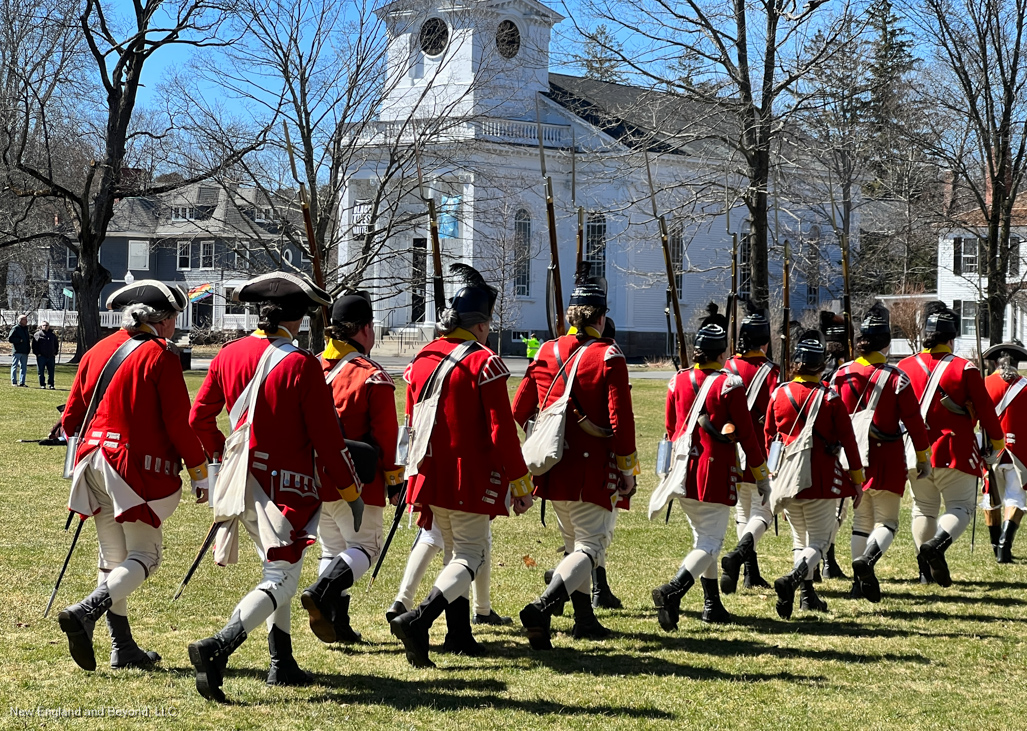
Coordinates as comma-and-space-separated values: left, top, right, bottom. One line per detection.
188, 283, 213, 302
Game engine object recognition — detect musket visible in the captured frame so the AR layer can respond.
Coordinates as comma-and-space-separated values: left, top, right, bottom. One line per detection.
975, 302, 1002, 543
415, 148, 447, 320
282, 122, 330, 338
725, 177, 738, 352
644, 149, 689, 368
536, 96, 566, 338
173, 521, 221, 601
782, 239, 791, 378
840, 233, 854, 361
572, 131, 584, 268
664, 289, 680, 370
367, 485, 407, 592
44, 515, 85, 618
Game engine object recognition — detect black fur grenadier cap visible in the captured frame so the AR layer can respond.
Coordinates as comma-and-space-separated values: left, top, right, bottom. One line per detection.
569, 261, 608, 310
819, 311, 847, 344
860, 303, 891, 336
105, 279, 188, 312
447, 263, 498, 325
923, 301, 959, 335
739, 299, 771, 343
331, 291, 373, 326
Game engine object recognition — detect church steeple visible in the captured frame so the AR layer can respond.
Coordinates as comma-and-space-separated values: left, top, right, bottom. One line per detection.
377, 0, 563, 121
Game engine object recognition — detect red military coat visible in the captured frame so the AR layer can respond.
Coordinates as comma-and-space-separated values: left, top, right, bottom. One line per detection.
320, 340, 402, 508
664, 364, 767, 505
190, 329, 359, 561
724, 352, 780, 483
830, 353, 930, 495
512, 332, 638, 511
404, 331, 530, 518
63, 328, 206, 527
985, 370, 1027, 486
897, 347, 1004, 476
765, 377, 863, 500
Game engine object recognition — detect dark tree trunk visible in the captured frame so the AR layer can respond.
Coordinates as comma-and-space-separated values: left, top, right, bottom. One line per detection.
71, 231, 111, 362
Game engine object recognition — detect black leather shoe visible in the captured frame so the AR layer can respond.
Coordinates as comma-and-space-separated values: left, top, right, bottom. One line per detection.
188, 615, 247, 702
58, 584, 113, 671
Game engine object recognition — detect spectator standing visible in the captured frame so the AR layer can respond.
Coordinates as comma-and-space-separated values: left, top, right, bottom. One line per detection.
8, 315, 31, 387
32, 321, 59, 389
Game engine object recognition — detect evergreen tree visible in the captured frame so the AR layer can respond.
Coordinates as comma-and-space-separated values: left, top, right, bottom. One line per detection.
582, 25, 626, 84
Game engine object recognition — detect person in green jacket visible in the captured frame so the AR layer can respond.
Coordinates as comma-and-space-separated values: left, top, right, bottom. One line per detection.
522, 333, 540, 359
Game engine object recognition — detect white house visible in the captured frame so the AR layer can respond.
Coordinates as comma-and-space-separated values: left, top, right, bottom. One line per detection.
339, 0, 845, 357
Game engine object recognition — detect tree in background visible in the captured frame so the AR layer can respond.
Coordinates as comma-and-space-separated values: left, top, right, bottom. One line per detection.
581, 25, 626, 84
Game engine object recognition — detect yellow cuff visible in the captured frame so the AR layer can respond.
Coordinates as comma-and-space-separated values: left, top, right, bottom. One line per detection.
750, 462, 769, 482
510, 474, 533, 498
337, 484, 360, 502
991, 438, 1006, 453
617, 452, 641, 476
849, 469, 865, 484
915, 449, 929, 462
384, 468, 405, 487
187, 462, 209, 481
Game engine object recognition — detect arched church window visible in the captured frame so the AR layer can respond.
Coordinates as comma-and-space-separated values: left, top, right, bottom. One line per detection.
586, 212, 606, 276
419, 18, 449, 57
514, 209, 531, 296
497, 20, 521, 59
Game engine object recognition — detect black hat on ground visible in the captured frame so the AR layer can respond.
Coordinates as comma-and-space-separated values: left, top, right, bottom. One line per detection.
739, 299, 771, 344
982, 341, 1027, 366
331, 291, 373, 326
923, 300, 959, 336
860, 303, 891, 336
569, 262, 608, 310
105, 280, 188, 312
445, 263, 498, 328
794, 330, 827, 368
235, 272, 331, 321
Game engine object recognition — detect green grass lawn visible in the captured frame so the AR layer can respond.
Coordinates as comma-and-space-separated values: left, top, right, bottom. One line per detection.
1, 366, 1026, 729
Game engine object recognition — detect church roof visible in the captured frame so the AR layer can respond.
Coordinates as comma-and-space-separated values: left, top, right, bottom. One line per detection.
546, 73, 725, 156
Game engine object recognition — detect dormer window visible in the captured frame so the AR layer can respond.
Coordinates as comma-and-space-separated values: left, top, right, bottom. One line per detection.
254, 207, 274, 223
496, 20, 521, 59
172, 206, 196, 221
419, 18, 448, 57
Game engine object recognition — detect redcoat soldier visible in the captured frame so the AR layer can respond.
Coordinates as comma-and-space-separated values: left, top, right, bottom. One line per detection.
299, 291, 404, 644
513, 265, 638, 649
765, 331, 864, 619
187, 273, 363, 701
829, 304, 930, 602
719, 302, 779, 593
981, 342, 1027, 563
896, 302, 1004, 586
651, 318, 769, 630
59, 281, 208, 671
390, 263, 533, 668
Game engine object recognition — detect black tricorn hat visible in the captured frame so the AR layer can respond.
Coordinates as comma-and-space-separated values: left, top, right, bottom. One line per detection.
739, 299, 771, 343
794, 329, 827, 367
982, 341, 1027, 365
331, 291, 373, 326
448, 263, 498, 324
105, 279, 188, 312
860, 303, 891, 336
234, 272, 331, 307
569, 261, 608, 310
923, 300, 959, 336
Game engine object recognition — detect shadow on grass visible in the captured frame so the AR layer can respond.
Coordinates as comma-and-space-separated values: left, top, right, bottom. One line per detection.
880, 590, 1027, 608
307, 674, 676, 718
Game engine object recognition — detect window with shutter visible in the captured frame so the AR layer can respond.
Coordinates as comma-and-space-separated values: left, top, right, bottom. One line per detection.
953, 237, 962, 275
127, 240, 149, 271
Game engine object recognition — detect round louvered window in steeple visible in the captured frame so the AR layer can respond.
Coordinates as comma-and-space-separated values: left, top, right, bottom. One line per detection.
419, 18, 449, 57
496, 20, 521, 59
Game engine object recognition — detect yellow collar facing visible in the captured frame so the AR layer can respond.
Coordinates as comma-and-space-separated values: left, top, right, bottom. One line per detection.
324, 338, 357, 360
695, 362, 721, 371
793, 374, 821, 383
566, 326, 603, 339
254, 327, 294, 340
741, 350, 765, 358
856, 352, 887, 366
443, 327, 478, 342
924, 344, 953, 354
139, 323, 159, 337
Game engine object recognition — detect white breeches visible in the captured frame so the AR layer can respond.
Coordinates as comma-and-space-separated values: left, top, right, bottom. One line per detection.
428, 507, 491, 603
851, 489, 901, 559
84, 462, 163, 616
734, 481, 772, 543
677, 498, 731, 580
910, 467, 978, 549
317, 501, 385, 587
782, 498, 837, 580
987, 464, 1027, 511
549, 501, 614, 594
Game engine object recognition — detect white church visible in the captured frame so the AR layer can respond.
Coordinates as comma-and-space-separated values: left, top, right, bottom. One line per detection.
339, 0, 844, 357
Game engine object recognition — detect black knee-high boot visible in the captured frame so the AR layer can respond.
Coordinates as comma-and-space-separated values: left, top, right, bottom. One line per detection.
58, 584, 113, 671
520, 576, 570, 651
390, 587, 449, 668
107, 612, 161, 669
267, 626, 313, 686
652, 566, 695, 632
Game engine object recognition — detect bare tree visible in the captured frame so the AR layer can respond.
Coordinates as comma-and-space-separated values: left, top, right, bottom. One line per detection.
2, 0, 257, 357
908, 0, 1027, 345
